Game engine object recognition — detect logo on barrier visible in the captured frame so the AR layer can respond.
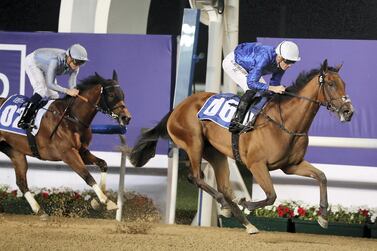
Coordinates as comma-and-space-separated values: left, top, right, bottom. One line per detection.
0, 44, 27, 97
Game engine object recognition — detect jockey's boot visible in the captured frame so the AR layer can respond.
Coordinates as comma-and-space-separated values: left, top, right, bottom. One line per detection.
18, 93, 42, 129
229, 89, 257, 133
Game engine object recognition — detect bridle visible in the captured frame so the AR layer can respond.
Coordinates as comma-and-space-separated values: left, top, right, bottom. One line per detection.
65, 84, 126, 128
283, 71, 351, 112
257, 71, 351, 137
97, 84, 126, 120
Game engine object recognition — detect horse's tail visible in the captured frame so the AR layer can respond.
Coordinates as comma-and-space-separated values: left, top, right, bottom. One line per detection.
129, 111, 172, 167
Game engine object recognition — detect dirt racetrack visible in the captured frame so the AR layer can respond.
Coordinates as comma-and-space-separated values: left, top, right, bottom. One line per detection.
0, 214, 376, 251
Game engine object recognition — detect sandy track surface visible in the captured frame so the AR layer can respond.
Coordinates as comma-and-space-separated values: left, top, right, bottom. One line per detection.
0, 214, 376, 251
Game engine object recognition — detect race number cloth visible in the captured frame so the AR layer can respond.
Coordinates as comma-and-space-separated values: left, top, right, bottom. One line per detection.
0, 94, 53, 136
197, 93, 267, 129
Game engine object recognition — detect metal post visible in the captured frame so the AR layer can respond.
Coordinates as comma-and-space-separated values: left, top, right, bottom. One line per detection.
116, 134, 127, 221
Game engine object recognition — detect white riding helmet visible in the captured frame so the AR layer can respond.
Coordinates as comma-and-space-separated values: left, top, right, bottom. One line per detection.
275, 41, 301, 62
66, 43, 88, 61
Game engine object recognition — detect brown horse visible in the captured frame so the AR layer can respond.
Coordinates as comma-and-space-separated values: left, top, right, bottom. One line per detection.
0, 71, 131, 215
130, 60, 354, 234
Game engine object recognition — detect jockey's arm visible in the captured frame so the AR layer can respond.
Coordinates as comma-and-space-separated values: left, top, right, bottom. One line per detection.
269, 71, 286, 94
68, 68, 79, 88
246, 59, 269, 92
46, 59, 68, 94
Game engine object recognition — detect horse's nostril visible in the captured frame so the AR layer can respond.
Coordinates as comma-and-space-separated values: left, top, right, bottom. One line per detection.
122, 116, 131, 124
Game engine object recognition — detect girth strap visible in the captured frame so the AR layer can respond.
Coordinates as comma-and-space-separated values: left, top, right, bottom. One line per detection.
231, 132, 247, 170
26, 128, 41, 159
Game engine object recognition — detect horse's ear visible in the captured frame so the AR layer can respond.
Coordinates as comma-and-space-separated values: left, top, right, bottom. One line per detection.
112, 70, 118, 81
95, 72, 101, 78
335, 63, 343, 72
321, 59, 328, 74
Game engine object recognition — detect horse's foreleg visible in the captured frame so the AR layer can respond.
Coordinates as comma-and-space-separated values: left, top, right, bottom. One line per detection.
282, 160, 328, 228
79, 147, 108, 192
240, 162, 277, 211
61, 148, 117, 211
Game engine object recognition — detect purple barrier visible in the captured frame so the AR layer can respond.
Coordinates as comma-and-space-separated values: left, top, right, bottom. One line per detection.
0, 31, 174, 154
258, 38, 377, 166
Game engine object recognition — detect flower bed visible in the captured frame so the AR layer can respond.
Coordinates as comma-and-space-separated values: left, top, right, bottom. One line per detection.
0, 185, 160, 223
222, 200, 377, 238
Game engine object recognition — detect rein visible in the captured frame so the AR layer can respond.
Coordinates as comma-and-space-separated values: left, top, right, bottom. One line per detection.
49, 84, 124, 138
258, 73, 333, 137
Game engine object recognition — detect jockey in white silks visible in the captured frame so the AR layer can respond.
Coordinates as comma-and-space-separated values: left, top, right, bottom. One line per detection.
18, 44, 89, 129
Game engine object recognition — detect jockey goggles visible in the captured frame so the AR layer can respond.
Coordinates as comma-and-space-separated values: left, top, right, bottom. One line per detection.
72, 58, 86, 66
283, 59, 296, 65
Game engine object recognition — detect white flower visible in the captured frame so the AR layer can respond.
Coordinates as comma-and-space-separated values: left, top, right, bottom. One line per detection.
371, 212, 377, 223
294, 207, 299, 216
84, 195, 91, 201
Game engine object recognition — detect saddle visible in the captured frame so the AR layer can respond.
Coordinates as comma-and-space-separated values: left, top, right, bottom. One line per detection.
0, 95, 52, 158
197, 93, 268, 132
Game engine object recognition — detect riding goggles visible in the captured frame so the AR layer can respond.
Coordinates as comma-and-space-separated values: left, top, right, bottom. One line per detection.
72, 58, 86, 66
283, 59, 296, 65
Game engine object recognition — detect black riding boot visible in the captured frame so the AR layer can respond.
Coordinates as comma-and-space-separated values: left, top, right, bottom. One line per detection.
229, 89, 257, 133
18, 93, 42, 129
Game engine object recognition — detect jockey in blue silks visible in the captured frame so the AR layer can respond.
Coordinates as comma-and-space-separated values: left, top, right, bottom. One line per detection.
18, 44, 89, 129
222, 41, 301, 133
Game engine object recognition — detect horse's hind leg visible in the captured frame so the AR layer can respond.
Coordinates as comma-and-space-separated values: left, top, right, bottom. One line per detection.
79, 147, 108, 192
202, 145, 258, 233
60, 148, 117, 210
0, 143, 41, 214
203, 145, 234, 217
282, 160, 329, 228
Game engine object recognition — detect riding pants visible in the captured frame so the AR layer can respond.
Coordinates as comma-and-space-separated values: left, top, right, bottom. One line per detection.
222, 51, 266, 92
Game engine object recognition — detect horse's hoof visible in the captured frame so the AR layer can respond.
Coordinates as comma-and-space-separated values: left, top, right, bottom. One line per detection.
220, 207, 232, 218
317, 215, 328, 229
91, 199, 101, 210
39, 213, 49, 221
106, 200, 118, 211
245, 224, 259, 234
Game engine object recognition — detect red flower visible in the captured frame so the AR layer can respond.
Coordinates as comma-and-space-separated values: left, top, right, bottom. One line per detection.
359, 209, 369, 217
74, 192, 81, 200
42, 192, 49, 199
298, 207, 306, 217
11, 190, 17, 197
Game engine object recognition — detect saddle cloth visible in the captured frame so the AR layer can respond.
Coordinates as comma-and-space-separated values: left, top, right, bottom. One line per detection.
0, 94, 53, 136
197, 93, 268, 129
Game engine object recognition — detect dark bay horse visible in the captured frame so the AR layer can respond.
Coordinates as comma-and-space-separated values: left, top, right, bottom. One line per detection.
130, 60, 354, 234
0, 71, 131, 215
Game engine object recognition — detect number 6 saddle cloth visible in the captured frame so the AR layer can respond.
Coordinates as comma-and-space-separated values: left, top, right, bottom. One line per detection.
0, 94, 53, 136
197, 93, 268, 129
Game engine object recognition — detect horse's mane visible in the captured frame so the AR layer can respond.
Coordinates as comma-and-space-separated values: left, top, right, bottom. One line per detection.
76, 74, 109, 91
280, 66, 338, 101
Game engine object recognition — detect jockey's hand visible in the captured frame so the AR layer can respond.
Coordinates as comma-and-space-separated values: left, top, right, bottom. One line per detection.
268, 85, 286, 94
66, 88, 79, 97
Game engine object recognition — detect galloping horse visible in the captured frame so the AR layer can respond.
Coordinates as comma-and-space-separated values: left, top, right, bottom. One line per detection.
0, 71, 131, 215
130, 60, 354, 234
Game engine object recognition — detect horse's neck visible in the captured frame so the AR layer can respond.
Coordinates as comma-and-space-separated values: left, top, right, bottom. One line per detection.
71, 86, 102, 125
280, 77, 321, 134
